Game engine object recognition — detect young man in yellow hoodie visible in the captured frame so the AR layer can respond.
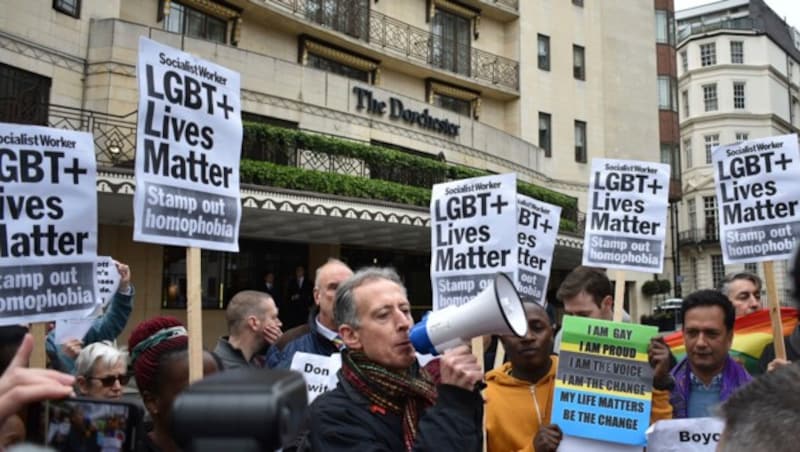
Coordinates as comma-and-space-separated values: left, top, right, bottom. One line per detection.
486, 302, 559, 452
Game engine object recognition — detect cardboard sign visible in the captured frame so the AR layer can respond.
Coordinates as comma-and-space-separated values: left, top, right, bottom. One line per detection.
516, 195, 560, 304
646, 418, 723, 452
713, 134, 800, 264
290, 352, 341, 404
430, 173, 517, 310
0, 124, 97, 326
583, 159, 670, 273
553, 316, 657, 446
133, 37, 242, 252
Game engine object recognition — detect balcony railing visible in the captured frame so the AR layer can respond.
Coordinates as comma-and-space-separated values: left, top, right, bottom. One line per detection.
267, 0, 519, 91
678, 227, 720, 246
677, 17, 754, 43
490, 0, 519, 9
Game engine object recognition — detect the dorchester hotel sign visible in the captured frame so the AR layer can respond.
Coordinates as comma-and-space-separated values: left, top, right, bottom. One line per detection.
353, 87, 460, 137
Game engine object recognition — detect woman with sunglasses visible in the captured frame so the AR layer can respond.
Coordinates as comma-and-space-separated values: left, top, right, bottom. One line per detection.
74, 342, 129, 400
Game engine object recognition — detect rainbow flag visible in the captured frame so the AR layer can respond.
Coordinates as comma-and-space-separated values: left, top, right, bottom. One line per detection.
664, 307, 798, 375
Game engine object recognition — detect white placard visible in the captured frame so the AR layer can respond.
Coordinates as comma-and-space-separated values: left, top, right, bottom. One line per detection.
290, 352, 341, 404
646, 418, 723, 452
54, 318, 96, 345
134, 37, 242, 252
558, 435, 643, 452
430, 173, 517, 310
95, 256, 120, 309
0, 124, 97, 326
517, 195, 561, 305
582, 159, 670, 273
713, 134, 800, 264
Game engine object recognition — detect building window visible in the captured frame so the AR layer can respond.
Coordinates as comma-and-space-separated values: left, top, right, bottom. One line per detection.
431, 7, 471, 77
704, 195, 718, 240
538, 34, 550, 71
539, 112, 552, 157
700, 42, 716, 66
304, 0, 370, 40
427, 79, 480, 118
301, 38, 378, 83
733, 82, 746, 109
661, 144, 680, 179
0, 63, 51, 126
690, 257, 698, 292
572, 0, 584, 6
711, 255, 725, 288
704, 133, 719, 164
744, 262, 757, 273
573, 45, 585, 80
730, 41, 744, 64
574, 120, 587, 163
683, 138, 692, 169
703, 83, 717, 111
656, 10, 668, 43
53, 0, 80, 18
658, 76, 677, 111
164, 1, 228, 44
687, 198, 696, 230
680, 50, 688, 73
735, 132, 749, 143
682, 89, 690, 118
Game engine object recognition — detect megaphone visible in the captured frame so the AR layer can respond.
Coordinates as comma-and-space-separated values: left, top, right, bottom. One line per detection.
410, 273, 528, 355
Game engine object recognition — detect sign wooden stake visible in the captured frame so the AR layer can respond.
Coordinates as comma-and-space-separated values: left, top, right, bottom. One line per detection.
763, 261, 787, 360
186, 247, 204, 382
30, 323, 47, 368
613, 270, 626, 322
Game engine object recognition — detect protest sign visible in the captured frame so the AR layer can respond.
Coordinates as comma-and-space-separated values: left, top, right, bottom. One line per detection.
0, 124, 97, 326
134, 37, 242, 252
516, 195, 560, 304
94, 256, 120, 311
430, 173, 517, 310
553, 315, 657, 446
646, 418, 723, 452
54, 318, 95, 345
583, 159, 670, 273
713, 134, 800, 264
290, 352, 341, 404
557, 435, 643, 452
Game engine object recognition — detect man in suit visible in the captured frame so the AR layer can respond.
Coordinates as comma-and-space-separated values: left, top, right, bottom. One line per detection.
285, 265, 313, 329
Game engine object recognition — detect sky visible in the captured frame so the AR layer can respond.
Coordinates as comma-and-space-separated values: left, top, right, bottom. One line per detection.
674, 0, 800, 30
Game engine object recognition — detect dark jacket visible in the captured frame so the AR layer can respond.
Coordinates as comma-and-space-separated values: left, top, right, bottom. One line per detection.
266, 309, 338, 369
759, 325, 800, 373
308, 372, 483, 451
214, 336, 264, 370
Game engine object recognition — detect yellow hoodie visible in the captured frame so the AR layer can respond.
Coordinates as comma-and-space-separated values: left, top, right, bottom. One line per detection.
485, 356, 558, 452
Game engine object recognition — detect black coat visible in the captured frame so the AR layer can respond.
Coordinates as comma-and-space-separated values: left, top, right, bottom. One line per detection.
308, 373, 483, 451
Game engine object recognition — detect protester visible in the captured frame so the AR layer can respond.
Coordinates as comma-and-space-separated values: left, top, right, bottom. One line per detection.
0, 334, 74, 431
74, 342, 128, 400
129, 317, 219, 452
267, 259, 353, 369
485, 302, 558, 452
556, 266, 673, 423
215, 290, 282, 370
670, 290, 751, 418
46, 261, 135, 374
308, 267, 484, 450
717, 363, 800, 452
719, 271, 763, 318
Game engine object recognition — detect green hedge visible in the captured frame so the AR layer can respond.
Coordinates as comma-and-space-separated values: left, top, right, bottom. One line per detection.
241, 123, 580, 232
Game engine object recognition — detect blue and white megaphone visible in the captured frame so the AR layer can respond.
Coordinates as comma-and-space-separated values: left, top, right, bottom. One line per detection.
410, 273, 528, 355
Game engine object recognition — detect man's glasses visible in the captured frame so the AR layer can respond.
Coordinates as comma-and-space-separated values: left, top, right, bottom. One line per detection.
89, 374, 131, 387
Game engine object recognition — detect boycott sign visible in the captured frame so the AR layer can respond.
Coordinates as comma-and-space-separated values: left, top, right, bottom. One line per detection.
94, 256, 120, 311
583, 159, 670, 273
0, 124, 97, 326
134, 37, 242, 252
713, 134, 800, 264
553, 316, 657, 446
430, 173, 517, 310
517, 195, 560, 304
646, 418, 723, 452
290, 352, 341, 404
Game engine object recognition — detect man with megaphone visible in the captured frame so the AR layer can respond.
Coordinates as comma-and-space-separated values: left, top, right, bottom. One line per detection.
308, 267, 485, 451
